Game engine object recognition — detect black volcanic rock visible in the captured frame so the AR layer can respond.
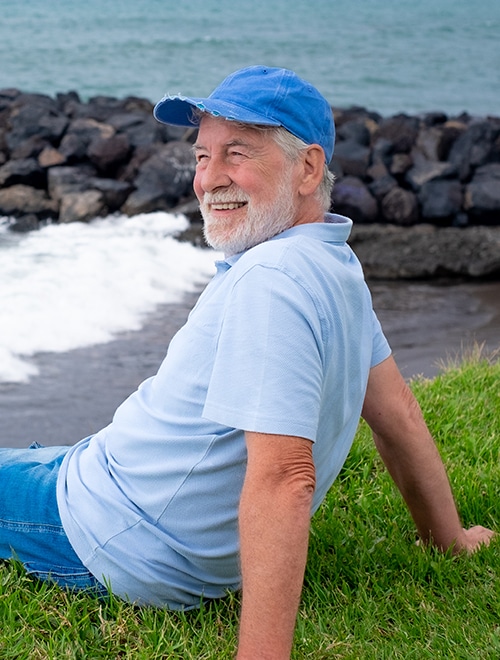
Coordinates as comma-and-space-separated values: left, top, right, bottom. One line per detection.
0, 88, 498, 279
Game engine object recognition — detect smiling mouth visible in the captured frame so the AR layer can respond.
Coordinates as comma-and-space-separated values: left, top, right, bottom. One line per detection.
210, 202, 247, 211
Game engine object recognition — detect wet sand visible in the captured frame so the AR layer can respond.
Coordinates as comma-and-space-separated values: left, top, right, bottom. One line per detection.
370, 280, 500, 379
1, 280, 499, 448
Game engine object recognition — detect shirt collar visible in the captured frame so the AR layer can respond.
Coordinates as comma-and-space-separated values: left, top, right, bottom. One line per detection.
218, 213, 353, 270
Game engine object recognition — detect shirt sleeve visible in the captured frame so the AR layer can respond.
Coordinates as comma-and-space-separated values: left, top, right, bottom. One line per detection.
202, 264, 326, 441
370, 310, 392, 368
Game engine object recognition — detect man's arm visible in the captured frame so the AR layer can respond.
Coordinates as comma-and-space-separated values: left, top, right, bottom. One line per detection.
361, 355, 494, 553
236, 432, 316, 660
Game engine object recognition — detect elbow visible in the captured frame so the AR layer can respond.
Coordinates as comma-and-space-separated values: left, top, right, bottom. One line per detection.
278, 464, 316, 510
293, 474, 316, 505
243, 433, 316, 509
263, 456, 316, 511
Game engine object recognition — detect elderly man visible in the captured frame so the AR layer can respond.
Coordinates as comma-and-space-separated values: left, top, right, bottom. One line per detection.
0, 66, 493, 659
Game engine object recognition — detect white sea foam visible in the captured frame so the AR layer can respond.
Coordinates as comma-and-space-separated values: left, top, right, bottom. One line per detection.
0, 213, 218, 384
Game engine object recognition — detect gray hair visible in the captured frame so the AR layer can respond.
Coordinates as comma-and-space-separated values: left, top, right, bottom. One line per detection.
190, 109, 334, 211
270, 126, 335, 212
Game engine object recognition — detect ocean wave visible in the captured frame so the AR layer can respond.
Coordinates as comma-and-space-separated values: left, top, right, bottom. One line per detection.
0, 212, 218, 384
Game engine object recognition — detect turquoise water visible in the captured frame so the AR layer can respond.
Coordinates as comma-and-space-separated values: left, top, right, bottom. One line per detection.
1, 0, 499, 115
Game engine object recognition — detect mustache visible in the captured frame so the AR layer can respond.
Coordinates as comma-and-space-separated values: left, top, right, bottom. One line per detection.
202, 188, 250, 205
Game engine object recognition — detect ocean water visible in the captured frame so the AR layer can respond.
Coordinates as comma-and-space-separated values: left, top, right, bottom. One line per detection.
0, 0, 499, 385
1, 0, 499, 116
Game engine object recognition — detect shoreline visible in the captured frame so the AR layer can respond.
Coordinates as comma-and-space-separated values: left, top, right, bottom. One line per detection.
1, 280, 499, 449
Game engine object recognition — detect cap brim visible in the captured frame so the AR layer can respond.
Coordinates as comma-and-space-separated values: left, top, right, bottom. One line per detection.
154, 95, 282, 128
153, 96, 201, 126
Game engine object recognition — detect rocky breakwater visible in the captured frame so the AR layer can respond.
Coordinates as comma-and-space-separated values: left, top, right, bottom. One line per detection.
0, 89, 195, 228
332, 107, 500, 279
0, 88, 499, 279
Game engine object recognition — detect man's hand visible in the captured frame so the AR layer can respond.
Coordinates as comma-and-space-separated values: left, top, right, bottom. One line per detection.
454, 526, 495, 554
417, 525, 495, 554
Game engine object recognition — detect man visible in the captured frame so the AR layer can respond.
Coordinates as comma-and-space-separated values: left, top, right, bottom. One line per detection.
0, 66, 494, 659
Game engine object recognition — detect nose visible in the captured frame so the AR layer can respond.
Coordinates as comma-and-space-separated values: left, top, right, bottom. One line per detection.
194, 155, 232, 196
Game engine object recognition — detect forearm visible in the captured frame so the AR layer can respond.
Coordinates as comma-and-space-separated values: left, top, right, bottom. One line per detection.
237, 465, 314, 659
236, 432, 316, 659
373, 428, 465, 551
363, 356, 468, 552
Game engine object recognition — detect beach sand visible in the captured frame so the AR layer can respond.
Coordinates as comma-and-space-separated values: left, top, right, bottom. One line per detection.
1, 281, 499, 448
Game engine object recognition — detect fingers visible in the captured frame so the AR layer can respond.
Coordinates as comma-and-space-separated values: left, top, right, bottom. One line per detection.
461, 525, 495, 553
415, 526, 495, 554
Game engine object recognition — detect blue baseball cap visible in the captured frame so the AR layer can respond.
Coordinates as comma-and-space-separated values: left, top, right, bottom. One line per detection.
153, 65, 335, 162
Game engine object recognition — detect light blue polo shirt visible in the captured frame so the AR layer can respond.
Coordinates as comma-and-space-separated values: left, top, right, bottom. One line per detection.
56, 213, 391, 608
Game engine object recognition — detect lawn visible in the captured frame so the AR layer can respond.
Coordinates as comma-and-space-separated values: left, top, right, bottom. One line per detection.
1, 347, 498, 659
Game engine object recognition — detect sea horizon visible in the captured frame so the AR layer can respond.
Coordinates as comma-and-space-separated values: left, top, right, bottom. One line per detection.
1, 0, 499, 117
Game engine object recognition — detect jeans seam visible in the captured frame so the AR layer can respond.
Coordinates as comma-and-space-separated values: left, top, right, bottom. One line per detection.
0, 519, 67, 535
24, 563, 93, 577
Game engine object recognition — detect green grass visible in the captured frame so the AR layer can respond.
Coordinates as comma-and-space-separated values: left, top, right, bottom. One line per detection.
1, 346, 499, 659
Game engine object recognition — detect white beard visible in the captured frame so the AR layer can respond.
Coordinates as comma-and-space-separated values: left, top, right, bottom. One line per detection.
199, 170, 297, 256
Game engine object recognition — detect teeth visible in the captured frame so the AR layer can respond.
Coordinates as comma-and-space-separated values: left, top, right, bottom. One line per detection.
211, 202, 246, 210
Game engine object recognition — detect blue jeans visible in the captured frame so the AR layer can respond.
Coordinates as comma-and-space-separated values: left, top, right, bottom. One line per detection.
0, 443, 107, 595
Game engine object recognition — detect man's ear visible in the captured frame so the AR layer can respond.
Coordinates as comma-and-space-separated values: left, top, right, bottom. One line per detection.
297, 144, 326, 196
